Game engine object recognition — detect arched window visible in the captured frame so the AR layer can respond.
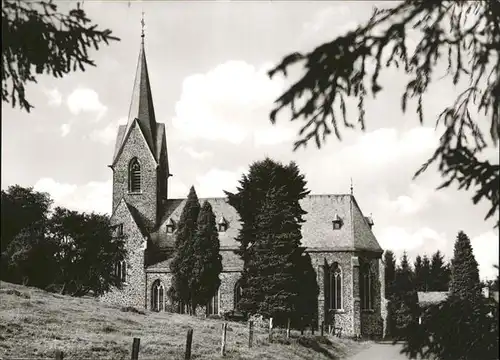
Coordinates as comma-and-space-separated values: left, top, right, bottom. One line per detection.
206, 288, 219, 316
151, 280, 164, 312
234, 280, 242, 310
129, 158, 141, 193
115, 260, 127, 283
329, 262, 342, 310
361, 263, 372, 310
177, 299, 186, 314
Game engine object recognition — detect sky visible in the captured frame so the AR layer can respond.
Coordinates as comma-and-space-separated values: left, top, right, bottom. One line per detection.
2, 1, 498, 280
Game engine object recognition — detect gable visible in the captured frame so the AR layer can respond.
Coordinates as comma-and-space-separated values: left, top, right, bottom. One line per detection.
112, 119, 157, 168
351, 197, 383, 253
111, 198, 147, 246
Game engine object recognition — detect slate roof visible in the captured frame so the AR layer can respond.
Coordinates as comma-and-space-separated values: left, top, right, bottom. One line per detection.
150, 194, 382, 253
417, 291, 449, 307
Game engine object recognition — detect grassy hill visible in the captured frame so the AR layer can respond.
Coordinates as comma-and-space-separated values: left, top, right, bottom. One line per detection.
0, 281, 368, 359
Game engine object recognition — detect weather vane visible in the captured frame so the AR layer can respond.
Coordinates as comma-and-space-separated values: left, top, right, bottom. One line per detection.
141, 11, 145, 38
350, 178, 354, 196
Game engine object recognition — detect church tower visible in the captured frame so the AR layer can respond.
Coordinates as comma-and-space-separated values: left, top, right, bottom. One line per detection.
110, 27, 170, 231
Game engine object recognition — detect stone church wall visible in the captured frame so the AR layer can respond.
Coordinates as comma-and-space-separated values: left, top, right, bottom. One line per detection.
100, 203, 146, 309
112, 124, 158, 231
308, 251, 355, 335
360, 258, 384, 338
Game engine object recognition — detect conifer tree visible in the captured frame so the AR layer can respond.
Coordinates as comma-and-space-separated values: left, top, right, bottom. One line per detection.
190, 201, 223, 312
414, 255, 424, 292
450, 231, 481, 300
239, 187, 303, 325
295, 252, 319, 327
430, 250, 449, 291
395, 251, 414, 296
421, 255, 431, 292
384, 250, 396, 298
226, 158, 309, 322
169, 186, 200, 314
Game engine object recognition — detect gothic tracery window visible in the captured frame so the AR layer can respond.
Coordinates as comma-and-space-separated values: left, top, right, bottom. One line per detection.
206, 288, 219, 315
329, 262, 342, 310
151, 280, 164, 312
361, 263, 373, 310
129, 158, 141, 193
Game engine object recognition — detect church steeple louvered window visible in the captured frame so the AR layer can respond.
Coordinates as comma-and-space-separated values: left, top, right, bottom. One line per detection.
129, 158, 141, 193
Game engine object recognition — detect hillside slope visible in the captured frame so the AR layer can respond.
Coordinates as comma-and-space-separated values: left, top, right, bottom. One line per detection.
0, 281, 367, 359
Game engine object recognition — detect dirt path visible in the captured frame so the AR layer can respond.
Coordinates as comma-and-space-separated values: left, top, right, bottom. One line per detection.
346, 342, 412, 360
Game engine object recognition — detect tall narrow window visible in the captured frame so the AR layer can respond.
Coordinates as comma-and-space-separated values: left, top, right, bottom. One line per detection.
151, 280, 165, 312
129, 158, 141, 193
115, 260, 127, 283
361, 263, 372, 310
329, 262, 342, 310
234, 281, 242, 310
206, 288, 219, 316
121, 261, 127, 283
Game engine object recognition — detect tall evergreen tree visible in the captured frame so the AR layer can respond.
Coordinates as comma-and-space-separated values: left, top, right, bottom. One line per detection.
395, 251, 414, 296
169, 186, 200, 314
384, 250, 396, 298
450, 231, 481, 300
295, 252, 319, 327
190, 201, 223, 312
414, 255, 424, 292
430, 250, 449, 291
226, 158, 309, 323
421, 255, 431, 292
225, 158, 309, 263
239, 187, 303, 325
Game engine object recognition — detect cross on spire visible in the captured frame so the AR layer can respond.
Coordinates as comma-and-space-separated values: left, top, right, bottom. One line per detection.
141, 11, 145, 39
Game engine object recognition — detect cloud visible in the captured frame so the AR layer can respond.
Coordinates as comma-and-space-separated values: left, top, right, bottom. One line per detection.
194, 167, 245, 198
90, 117, 127, 145
182, 146, 212, 160
254, 126, 295, 147
67, 88, 107, 122
60, 123, 71, 137
45, 88, 63, 107
172, 60, 286, 145
470, 231, 500, 280
376, 226, 448, 256
34, 177, 111, 215
339, 127, 439, 169
377, 182, 448, 216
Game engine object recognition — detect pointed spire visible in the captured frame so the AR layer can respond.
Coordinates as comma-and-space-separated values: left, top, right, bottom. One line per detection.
122, 13, 157, 160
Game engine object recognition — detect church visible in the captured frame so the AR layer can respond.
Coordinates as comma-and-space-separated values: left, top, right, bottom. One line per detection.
100, 32, 388, 339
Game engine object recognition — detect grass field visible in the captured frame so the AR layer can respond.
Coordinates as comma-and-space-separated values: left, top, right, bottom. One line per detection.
0, 281, 369, 359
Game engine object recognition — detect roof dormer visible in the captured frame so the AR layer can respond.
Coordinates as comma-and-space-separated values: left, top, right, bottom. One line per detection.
332, 213, 343, 230
166, 218, 176, 233
218, 216, 228, 232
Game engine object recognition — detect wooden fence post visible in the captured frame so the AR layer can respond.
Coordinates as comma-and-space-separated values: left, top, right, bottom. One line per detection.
286, 318, 291, 339
320, 321, 324, 336
268, 317, 273, 342
221, 322, 227, 357
185, 328, 193, 360
131, 338, 141, 360
248, 320, 254, 348
131, 338, 140, 360
55, 350, 64, 360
